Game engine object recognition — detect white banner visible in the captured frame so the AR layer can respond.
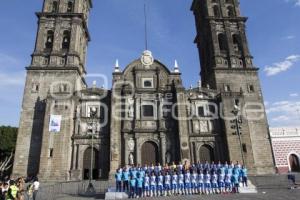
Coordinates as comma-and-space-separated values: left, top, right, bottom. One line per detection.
49, 115, 62, 133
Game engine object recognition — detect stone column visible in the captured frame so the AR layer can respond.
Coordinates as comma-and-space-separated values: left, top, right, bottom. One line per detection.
160, 133, 166, 165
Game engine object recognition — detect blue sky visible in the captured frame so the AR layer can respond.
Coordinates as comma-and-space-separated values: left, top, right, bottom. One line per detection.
0, 0, 299, 127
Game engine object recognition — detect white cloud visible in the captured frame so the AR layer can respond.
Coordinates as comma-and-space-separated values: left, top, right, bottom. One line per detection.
0, 71, 25, 87
282, 35, 295, 40
286, 0, 300, 7
272, 115, 290, 122
266, 100, 300, 127
290, 93, 299, 97
0, 53, 19, 67
264, 54, 300, 76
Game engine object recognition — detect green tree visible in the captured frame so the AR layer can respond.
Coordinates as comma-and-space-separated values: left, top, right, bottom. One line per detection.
0, 126, 18, 178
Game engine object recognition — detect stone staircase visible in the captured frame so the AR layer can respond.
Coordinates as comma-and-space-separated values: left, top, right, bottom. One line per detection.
239, 180, 257, 193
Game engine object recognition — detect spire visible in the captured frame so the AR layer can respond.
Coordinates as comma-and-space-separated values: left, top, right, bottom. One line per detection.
114, 59, 121, 73
92, 80, 97, 89
144, 1, 148, 50
173, 60, 180, 73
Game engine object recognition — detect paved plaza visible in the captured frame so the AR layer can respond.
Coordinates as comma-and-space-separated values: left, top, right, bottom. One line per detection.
54, 188, 300, 200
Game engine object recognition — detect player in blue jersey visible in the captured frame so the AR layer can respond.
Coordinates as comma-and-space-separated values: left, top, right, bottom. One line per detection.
122, 167, 130, 192
130, 167, 137, 180
150, 172, 157, 197
115, 169, 122, 192
164, 171, 171, 196
198, 170, 204, 194
184, 170, 191, 195
211, 171, 219, 194
129, 175, 136, 198
157, 172, 164, 196
171, 171, 178, 195
225, 173, 232, 193
241, 165, 248, 187
204, 170, 211, 195
191, 171, 198, 194
178, 171, 185, 195
136, 174, 144, 198
143, 173, 150, 197
232, 173, 240, 193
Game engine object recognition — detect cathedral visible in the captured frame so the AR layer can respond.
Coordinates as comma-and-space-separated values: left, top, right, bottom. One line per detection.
12, 0, 275, 182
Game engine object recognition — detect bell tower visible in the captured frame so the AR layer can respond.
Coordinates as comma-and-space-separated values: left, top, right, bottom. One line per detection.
13, 0, 92, 180
191, 0, 275, 174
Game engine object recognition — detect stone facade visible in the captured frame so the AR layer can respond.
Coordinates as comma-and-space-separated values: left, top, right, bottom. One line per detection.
12, 0, 275, 182
270, 127, 300, 173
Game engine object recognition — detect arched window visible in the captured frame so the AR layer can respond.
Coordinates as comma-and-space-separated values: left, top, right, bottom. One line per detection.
67, 1, 74, 13
213, 5, 221, 17
62, 31, 71, 50
232, 34, 243, 53
45, 30, 54, 50
218, 33, 228, 52
52, 1, 58, 13
227, 6, 235, 17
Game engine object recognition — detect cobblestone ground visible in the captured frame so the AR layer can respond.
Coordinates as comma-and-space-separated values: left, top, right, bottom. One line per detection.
55, 189, 300, 200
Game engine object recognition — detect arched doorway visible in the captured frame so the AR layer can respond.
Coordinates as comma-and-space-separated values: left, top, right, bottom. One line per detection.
289, 154, 300, 172
141, 141, 159, 165
83, 147, 99, 180
199, 145, 214, 163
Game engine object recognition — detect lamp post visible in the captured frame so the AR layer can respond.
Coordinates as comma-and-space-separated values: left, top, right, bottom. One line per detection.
232, 105, 245, 165
86, 107, 97, 195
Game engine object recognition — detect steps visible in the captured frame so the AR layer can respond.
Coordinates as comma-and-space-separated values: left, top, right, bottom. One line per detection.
239, 180, 258, 193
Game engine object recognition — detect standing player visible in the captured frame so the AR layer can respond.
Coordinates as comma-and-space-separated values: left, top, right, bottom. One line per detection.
178, 171, 185, 195
150, 172, 157, 197
115, 169, 122, 192
232, 172, 240, 193
211, 171, 219, 194
164, 171, 171, 196
129, 175, 136, 198
143, 173, 150, 197
171, 171, 178, 195
241, 165, 248, 187
218, 168, 226, 194
136, 174, 144, 198
198, 170, 205, 195
191, 170, 198, 194
225, 173, 232, 193
184, 170, 191, 195
122, 167, 129, 192
157, 172, 164, 196
204, 170, 211, 195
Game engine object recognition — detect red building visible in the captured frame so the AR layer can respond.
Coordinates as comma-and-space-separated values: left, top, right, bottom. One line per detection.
270, 127, 300, 173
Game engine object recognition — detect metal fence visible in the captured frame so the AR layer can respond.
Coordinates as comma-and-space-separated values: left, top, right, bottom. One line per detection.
34, 180, 109, 200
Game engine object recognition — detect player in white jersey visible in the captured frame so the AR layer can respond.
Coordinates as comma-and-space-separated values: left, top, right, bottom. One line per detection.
225, 173, 232, 193
144, 173, 150, 197
211, 171, 219, 194
171, 171, 178, 195
218, 171, 226, 193
164, 172, 171, 196
150, 172, 157, 197
191, 171, 198, 194
184, 171, 192, 195
198, 170, 205, 194
204, 171, 211, 195
157, 172, 164, 196
178, 171, 185, 195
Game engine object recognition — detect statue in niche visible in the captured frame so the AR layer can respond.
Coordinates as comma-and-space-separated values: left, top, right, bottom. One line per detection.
165, 152, 172, 164
128, 98, 134, 118
129, 153, 134, 165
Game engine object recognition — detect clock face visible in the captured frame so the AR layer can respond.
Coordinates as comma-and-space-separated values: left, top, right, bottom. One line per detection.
141, 50, 154, 66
